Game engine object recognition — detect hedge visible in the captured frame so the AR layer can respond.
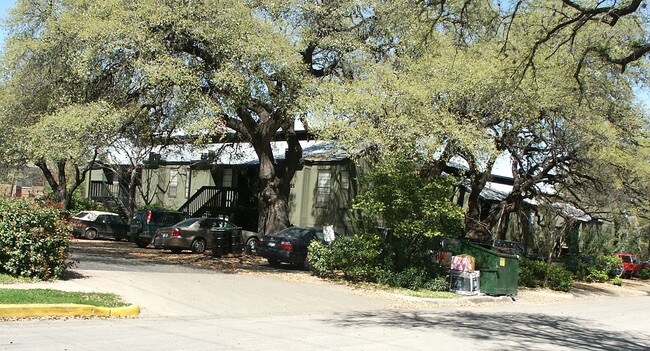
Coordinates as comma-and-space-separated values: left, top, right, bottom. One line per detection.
0, 198, 72, 279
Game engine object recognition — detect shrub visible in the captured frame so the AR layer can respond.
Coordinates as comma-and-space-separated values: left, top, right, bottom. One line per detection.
611, 277, 623, 286
0, 198, 72, 279
352, 162, 464, 272
423, 276, 449, 292
518, 258, 547, 288
308, 233, 448, 291
68, 191, 107, 214
588, 255, 621, 282
372, 266, 448, 291
639, 267, 650, 280
562, 254, 621, 282
308, 233, 384, 281
546, 264, 574, 292
519, 258, 573, 292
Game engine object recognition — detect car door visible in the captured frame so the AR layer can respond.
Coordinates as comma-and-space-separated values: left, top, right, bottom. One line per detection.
95, 215, 110, 237
103, 215, 120, 238
111, 216, 128, 239
198, 218, 218, 247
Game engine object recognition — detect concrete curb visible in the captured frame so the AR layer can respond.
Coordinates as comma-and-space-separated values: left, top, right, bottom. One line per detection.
0, 304, 140, 318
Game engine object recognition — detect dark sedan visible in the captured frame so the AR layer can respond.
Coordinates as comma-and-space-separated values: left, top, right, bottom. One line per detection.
153, 217, 255, 254
70, 211, 129, 240
257, 227, 331, 269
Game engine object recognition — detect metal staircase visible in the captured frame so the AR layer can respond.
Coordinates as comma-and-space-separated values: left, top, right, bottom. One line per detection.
178, 186, 239, 217
88, 181, 131, 217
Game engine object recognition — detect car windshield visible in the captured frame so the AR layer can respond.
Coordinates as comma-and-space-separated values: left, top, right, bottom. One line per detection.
73, 212, 91, 219
175, 218, 201, 227
273, 227, 319, 238
620, 256, 633, 263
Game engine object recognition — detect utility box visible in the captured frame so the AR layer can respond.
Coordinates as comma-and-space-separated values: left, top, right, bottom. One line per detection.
455, 241, 519, 296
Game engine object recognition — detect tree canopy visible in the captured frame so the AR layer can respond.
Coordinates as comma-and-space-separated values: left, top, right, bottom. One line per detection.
0, 0, 647, 240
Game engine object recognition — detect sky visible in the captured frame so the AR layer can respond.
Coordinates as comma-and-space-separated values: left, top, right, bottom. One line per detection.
0, 0, 648, 110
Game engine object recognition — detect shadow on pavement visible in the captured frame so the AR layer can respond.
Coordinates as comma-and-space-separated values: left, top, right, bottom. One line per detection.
67, 239, 305, 276
321, 310, 649, 350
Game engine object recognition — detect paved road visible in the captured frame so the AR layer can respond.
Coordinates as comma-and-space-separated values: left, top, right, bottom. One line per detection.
1, 241, 649, 350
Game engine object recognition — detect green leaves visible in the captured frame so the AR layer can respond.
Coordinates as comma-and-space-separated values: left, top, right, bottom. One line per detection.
0, 198, 71, 280
352, 161, 464, 269
24, 101, 127, 163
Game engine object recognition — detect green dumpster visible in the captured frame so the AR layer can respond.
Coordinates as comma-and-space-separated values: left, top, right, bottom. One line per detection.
455, 241, 519, 296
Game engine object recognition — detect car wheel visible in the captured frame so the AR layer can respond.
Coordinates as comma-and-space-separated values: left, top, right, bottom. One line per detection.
170, 248, 183, 254
191, 239, 206, 254
268, 259, 281, 267
135, 239, 149, 248
85, 229, 98, 240
300, 255, 311, 271
245, 237, 258, 255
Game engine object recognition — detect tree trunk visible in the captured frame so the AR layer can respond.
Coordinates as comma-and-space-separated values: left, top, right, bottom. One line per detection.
464, 168, 491, 241
254, 129, 302, 235
127, 167, 139, 219
36, 159, 92, 211
36, 160, 69, 209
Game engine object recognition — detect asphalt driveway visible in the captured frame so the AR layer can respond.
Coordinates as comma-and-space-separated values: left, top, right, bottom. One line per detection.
9, 240, 398, 318
4, 240, 650, 350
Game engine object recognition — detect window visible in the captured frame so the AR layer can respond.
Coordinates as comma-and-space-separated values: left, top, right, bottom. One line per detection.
316, 171, 331, 207
222, 168, 233, 188
169, 170, 178, 198
340, 170, 351, 207
340, 170, 350, 190
184, 167, 191, 199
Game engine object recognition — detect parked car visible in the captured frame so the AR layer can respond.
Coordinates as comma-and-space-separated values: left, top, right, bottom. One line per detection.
153, 217, 256, 254
615, 253, 641, 278
70, 211, 129, 240
128, 209, 188, 248
257, 227, 333, 269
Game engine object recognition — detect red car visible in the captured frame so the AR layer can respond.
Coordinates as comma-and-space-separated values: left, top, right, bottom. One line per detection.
615, 253, 641, 278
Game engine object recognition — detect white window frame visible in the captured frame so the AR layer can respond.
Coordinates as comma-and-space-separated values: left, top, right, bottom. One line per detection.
222, 168, 233, 188
169, 169, 178, 198
316, 171, 331, 208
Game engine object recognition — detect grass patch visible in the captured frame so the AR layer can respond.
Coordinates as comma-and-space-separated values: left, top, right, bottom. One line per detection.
0, 274, 33, 284
0, 289, 128, 308
388, 287, 461, 299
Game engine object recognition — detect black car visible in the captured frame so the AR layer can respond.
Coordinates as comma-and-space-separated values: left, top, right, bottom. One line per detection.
129, 209, 188, 248
70, 211, 129, 240
257, 227, 331, 269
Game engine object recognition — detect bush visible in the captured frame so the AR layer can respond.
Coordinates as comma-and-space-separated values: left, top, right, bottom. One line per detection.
308, 233, 384, 281
561, 254, 621, 283
372, 266, 449, 291
423, 276, 450, 292
519, 258, 573, 292
639, 267, 650, 280
352, 162, 464, 272
308, 233, 448, 291
68, 191, 107, 214
0, 198, 72, 279
611, 277, 623, 286
518, 258, 547, 288
546, 264, 574, 292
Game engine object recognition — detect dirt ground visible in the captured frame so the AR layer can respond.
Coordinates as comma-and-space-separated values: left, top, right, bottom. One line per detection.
69, 239, 650, 306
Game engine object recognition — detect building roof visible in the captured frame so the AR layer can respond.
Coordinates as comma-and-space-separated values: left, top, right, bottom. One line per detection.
110, 140, 349, 166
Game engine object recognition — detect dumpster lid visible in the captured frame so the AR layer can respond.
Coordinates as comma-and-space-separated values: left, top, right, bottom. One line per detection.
459, 241, 519, 259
